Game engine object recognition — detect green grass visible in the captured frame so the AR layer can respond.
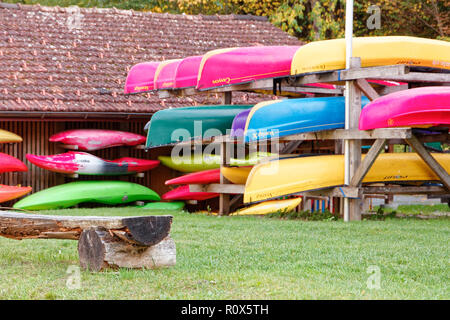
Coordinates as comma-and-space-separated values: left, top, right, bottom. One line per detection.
374, 204, 450, 216
0, 207, 449, 299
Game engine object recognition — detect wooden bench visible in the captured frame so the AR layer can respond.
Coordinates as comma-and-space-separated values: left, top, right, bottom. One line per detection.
0, 211, 175, 272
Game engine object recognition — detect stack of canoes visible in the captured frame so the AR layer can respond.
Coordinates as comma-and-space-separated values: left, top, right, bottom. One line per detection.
0, 130, 32, 203
17, 129, 163, 210
123, 36, 450, 215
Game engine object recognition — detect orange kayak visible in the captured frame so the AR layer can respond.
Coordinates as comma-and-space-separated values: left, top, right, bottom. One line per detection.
0, 185, 32, 203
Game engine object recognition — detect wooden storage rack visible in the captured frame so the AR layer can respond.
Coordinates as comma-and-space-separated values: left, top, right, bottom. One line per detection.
158, 59, 450, 220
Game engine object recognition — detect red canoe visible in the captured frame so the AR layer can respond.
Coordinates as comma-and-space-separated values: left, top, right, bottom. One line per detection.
26, 152, 159, 176
162, 185, 219, 201
165, 169, 221, 186
49, 129, 146, 151
0, 152, 28, 173
0, 184, 32, 203
359, 86, 450, 130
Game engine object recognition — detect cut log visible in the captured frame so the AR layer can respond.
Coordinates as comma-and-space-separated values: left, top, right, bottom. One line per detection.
0, 211, 172, 246
78, 227, 176, 271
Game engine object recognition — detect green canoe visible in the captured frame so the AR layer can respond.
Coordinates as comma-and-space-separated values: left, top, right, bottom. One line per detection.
158, 152, 275, 173
145, 105, 253, 148
138, 201, 185, 211
13, 181, 161, 210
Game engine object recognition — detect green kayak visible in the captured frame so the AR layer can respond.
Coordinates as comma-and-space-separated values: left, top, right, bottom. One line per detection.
158, 152, 275, 173
13, 181, 161, 210
145, 105, 253, 148
138, 201, 185, 211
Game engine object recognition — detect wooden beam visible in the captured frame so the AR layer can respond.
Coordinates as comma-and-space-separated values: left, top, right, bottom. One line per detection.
362, 185, 446, 195
281, 128, 412, 141
355, 78, 380, 101
0, 212, 172, 246
350, 139, 386, 186
405, 134, 450, 190
189, 184, 245, 194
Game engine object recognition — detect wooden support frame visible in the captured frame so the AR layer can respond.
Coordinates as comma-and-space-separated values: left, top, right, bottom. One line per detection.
405, 135, 450, 190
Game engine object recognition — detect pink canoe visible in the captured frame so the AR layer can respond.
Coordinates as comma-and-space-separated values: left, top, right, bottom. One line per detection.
162, 185, 219, 201
27, 152, 159, 175
124, 61, 160, 94
50, 129, 146, 151
154, 59, 182, 90
174, 55, 203, 89
196, 46, 300, 90
359, 86, 450, 130
165, 169, 220, 186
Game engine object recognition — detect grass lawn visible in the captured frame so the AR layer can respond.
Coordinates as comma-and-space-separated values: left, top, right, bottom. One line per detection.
0, 207, 448, 299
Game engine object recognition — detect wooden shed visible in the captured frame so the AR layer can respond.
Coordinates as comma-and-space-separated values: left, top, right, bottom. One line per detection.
0, 3, 301, 204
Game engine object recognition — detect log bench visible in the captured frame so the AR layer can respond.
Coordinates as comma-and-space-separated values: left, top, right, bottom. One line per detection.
0, 211, 175, 272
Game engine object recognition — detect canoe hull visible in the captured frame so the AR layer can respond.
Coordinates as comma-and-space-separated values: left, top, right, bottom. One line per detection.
162, 185, 219, 201
291, 36, 450, 75
50, 129, 146, 151
197, 46, 300, 90
0, 152, 28, 173
220, 166, 253, 184
0, 129, 22, 143
242, 97, 369, 143
165, 169, 221, 185
159, 152, 274, 173
13, 181, 161, 210
174, 55, 203, 89
231, 198, 302, 215
359, 86, 450, 130
0, 185, 32, 203
244, 153, 450, 203
146, 105, 252, 148
154, 59, 182, 90
124, 62, 159, 94
26, 152, 159, 175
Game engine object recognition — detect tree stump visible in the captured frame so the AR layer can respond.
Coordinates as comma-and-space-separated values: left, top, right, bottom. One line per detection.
78, 227, 176, 272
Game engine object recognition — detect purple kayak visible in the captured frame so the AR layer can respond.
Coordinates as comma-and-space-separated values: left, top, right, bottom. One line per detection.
174, 55, 203, 89
124, 61, 159, 94
230, 109, 251, 137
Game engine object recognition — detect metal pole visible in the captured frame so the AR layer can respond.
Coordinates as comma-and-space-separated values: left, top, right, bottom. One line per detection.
344, 0, 354, 222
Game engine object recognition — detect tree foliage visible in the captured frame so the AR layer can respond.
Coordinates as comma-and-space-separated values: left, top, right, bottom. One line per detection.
5, 0, 449, 41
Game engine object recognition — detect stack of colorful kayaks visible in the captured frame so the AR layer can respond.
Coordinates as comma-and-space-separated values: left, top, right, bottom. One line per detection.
0, 130, 32, 203
123, 36, 450, 215
19, 129, 162, 210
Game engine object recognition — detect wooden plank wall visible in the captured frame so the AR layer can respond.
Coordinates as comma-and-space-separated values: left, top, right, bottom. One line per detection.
0, 119, 175, 205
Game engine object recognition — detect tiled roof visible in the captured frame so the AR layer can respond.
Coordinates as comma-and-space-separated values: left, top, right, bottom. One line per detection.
0, 3, 301, 114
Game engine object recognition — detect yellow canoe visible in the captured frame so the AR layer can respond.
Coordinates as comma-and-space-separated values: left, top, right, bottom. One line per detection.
244, 153, 450, 203
231, 198, 301, 216
291, 36, 450, 75
0, 129, 22, 143
221, 166, 253, 184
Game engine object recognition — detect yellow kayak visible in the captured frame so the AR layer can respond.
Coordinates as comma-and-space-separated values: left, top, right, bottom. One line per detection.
0, 129, 22, 143
221, 166, 253, 184
231, 198, 301, 216
244, 153, 450, 203
291, 36, 450, 75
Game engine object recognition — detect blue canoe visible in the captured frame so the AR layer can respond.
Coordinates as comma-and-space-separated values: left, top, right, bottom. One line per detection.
231, 97, 370, 143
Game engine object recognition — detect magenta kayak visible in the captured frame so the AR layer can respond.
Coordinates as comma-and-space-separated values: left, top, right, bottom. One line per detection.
124, 61, 159, 94
359, 86, 450, 130
174, 55, 203, 89
197, 46, 300, 90
154, 59, 182, 90
27, 152, 159, 175
50, 129, 146, 151
165, 169, 220, 186
162, 185, 219, 201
